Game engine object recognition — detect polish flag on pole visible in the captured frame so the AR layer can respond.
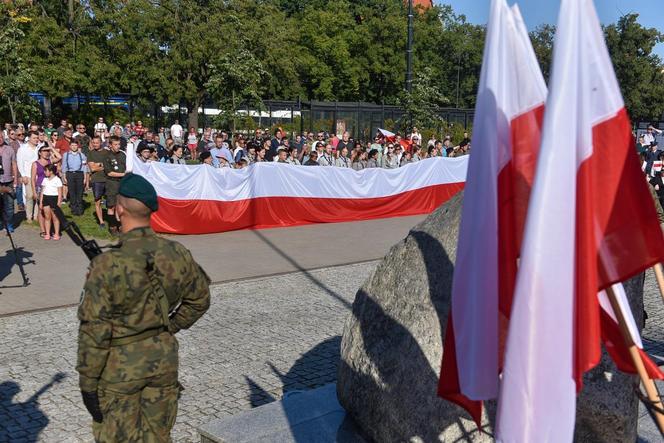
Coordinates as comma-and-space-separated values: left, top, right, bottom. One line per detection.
378, 128, 396, 142
496, 0, 664, 440
437, 0, 546, 424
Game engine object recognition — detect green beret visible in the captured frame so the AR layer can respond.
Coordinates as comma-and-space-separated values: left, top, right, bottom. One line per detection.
119, 173, 158, 212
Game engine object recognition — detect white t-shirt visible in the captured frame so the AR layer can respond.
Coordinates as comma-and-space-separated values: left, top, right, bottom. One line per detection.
94, 122, 107, 135
42, 176, 63, 196
170, 124, 184, 138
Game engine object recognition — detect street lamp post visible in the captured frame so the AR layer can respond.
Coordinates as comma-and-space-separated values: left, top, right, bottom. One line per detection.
405, 0, 414, 93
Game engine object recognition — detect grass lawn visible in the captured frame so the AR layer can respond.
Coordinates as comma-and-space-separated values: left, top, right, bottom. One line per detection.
57, 191, 114, 241
19, 193, 114, 240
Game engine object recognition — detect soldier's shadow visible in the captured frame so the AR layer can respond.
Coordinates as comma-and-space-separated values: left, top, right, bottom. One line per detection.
0, 373, 66, 442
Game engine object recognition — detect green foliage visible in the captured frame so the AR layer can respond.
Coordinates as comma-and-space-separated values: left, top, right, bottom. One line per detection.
604, 14, 664, 121
0, 3, 39, 123
529, 24, 555, 83
398, 67, 449, 131
3, 1, 662, 131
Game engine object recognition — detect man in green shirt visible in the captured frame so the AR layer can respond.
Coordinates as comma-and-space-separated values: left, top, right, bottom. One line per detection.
87, 136, 108, 228
103, 136, 127, 234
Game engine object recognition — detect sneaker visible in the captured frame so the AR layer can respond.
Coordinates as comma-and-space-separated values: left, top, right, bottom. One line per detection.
7, 225, 14, 233
99, 223, 106, 230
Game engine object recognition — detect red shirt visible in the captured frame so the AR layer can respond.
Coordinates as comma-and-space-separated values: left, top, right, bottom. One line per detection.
55, 138, 71, 154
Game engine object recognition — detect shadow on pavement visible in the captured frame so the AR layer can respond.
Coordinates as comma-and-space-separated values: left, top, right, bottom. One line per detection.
245, 336, 341, 408
0, 246, 34, 285
251, 230, 351, 309
0, 372, 66, 442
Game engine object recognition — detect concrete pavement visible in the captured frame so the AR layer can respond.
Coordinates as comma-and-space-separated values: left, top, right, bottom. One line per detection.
0, 215, 426, 316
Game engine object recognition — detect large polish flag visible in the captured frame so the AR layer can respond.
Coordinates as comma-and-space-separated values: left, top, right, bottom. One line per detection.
437, 0, 546, 424
496, 0, 664, 440
128, 157, 467, 234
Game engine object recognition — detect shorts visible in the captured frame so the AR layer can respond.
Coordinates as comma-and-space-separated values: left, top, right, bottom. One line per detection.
105, 180, 120, 207
92, 182, 106, 201
42, 195, 58, 208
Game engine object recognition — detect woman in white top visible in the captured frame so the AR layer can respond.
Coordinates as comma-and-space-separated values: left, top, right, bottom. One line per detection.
39, 164, 63, 240
335, 146, 350, 168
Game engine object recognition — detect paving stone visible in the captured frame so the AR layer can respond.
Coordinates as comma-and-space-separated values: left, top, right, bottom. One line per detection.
1, 260, 661, 442
0, 262, 369, 442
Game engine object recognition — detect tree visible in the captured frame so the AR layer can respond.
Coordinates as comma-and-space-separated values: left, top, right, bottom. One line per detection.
206, 49, 268, 131
0, 3, 38, 123
413, 5, 484, 109
398, 66, 449, 130
604, 14, 664, 121
529, 24, 555, 83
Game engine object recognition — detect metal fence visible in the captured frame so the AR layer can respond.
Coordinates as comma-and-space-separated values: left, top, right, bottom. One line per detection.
191, 100, 474, 140
34, 94, 474, 140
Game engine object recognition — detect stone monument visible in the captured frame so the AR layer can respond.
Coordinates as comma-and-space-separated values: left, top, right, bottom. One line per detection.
337, 191, 643, 442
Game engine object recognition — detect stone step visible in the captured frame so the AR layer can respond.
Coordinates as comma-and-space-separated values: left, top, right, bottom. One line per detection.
199, 384, 366, 443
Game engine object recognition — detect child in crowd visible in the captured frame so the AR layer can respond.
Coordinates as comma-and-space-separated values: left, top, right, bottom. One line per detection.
39, 164, 63, 240
187, 127, 198, 160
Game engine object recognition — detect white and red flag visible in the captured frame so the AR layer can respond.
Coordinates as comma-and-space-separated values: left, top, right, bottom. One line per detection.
438, 0, 547, 424
378, 128, 396, 142
496, 0, 664, 440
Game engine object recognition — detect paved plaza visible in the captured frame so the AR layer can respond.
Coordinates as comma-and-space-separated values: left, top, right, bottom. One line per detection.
0, 261, 371, 442
0, 240, 663, 441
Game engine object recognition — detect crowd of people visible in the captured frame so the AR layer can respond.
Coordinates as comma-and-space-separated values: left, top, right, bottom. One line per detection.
131, 123, 472, 170
0, 117, 472, 237
2, 116, 663, 240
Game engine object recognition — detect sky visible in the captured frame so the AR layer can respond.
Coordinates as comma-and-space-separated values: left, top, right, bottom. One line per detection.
437, 0, 664, 58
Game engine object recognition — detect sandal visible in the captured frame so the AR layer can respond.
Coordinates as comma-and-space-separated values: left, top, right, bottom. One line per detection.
39, 231, 46, 238
52, 235, 60, 241
43, 234, 51, 240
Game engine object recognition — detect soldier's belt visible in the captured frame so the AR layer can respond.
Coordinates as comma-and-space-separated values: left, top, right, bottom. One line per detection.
109, 326, 169, 347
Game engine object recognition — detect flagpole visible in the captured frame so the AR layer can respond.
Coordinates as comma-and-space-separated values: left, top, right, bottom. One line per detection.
605, 285, 664, 433
651, 263, 664, 303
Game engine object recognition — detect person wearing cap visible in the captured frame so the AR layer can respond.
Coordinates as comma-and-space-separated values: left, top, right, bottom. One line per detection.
76, 173, 210, 442
102, 135, 127, 233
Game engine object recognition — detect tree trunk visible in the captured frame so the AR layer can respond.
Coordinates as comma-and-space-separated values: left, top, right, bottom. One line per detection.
7, 97, 16, 124
187, 98, 200, 130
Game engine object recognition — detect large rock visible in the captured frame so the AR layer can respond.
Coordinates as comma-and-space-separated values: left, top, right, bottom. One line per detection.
337, 191, 642, 442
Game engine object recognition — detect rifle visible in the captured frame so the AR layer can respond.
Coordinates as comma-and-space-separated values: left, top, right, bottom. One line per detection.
0, 185, 29, 287
52, 206, 104, 260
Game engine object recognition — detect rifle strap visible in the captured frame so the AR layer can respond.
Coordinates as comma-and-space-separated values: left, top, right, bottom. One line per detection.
145, 254, 171, 327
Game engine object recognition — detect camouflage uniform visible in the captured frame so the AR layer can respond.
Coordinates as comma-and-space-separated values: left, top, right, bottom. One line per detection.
76, 227, 210, 442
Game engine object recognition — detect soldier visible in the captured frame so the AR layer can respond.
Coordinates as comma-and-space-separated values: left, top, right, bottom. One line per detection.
103, 135, 127, 233
76, 173, 210, 442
